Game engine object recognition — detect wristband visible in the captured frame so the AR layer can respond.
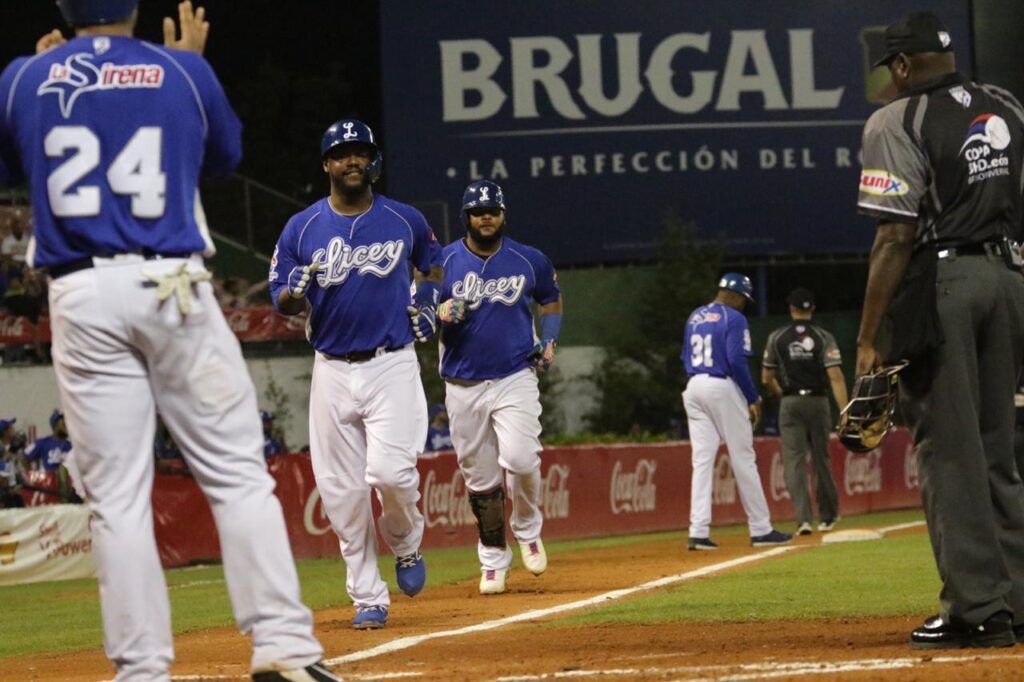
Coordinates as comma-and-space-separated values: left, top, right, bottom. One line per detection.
540, 313, 562, 345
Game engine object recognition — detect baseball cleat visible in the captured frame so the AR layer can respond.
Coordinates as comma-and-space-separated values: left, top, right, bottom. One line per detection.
750, 530, 793, 547
797, 522, 813, 536
479, 568, 509, 595
818, 518, 839, 532
252, 660, 341, 681
910, 613, 1016, 649
687, 537, 719, 551
520, 539, 547, 575
352, 604, 388, 630
395, 551, 426, 597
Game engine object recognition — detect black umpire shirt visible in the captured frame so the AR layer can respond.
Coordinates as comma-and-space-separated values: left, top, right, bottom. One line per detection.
857, 72, 1024, 247
762, 323, 842, 395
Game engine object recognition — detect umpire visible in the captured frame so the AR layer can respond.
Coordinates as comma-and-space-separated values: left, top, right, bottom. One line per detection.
762, 288, 847, 536
854, 12, 1024, 648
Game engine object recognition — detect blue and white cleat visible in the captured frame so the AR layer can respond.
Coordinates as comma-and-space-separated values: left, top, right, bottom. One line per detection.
396, 551, 426, 597
353, 604, 389, 630
750, 530, 793, 547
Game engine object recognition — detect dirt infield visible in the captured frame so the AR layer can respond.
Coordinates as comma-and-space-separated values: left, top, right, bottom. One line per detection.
5, 530, 1024, 681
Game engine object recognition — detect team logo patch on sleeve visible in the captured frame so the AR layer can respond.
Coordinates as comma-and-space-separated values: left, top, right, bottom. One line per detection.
859, 170, 909, 196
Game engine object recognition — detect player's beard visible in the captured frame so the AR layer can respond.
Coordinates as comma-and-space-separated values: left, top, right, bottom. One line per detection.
468, 223, 503, 248
331, 169, 371, 197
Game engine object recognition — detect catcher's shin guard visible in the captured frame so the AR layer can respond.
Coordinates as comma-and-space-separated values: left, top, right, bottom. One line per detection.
469, 486, 507, 548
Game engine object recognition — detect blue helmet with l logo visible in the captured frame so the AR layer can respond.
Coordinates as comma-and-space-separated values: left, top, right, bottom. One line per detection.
718, 272, 755, 302
320, 119, 382, 183
56, 0, 138, 27
461, 180, 506, 226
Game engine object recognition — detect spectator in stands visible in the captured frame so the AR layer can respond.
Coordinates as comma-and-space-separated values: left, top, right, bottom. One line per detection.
24, 409, 72, 472
0, 438, 25, 508
262, 410, 286, 458
0, 208, 30, 271
215, 276, 270, 309
1, 266, 47, 363
424, 404, 453, 453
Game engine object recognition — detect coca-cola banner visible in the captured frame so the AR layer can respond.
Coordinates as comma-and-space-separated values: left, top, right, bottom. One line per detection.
19, 431, 921, 571
0, 308, 306, 345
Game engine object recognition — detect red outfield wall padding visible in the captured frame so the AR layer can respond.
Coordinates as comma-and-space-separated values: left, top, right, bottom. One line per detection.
24, 430, 920, 567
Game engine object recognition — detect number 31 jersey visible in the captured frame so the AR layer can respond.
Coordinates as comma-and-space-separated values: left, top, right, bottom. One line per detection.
0, 36, 241, 268
682, 302, 759, 404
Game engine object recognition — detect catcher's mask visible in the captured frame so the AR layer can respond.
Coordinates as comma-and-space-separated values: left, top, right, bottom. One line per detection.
838, 362, 909, 453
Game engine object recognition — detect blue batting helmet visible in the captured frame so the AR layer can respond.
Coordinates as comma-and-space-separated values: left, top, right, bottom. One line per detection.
56, 0, 138, 27
461, 181, 506, 226
50, 410, 64, 429
718, 273, 755, 302
320, 119, 382, 183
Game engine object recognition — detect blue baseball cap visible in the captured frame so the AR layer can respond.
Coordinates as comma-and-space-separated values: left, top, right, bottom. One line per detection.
50, 410, 64, 429
0, 418, 16, 434
718, 273, 755, 303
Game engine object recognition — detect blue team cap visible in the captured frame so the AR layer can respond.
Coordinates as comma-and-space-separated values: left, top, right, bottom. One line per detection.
718, 273, 755, 303
56, 0, 138, 28
50, 410, 64, 428
0, 418, 16, 434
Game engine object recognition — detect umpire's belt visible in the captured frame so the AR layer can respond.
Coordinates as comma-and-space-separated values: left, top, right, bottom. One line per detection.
323, 345, 406, 363
49, 251, 194, 279
782, 388, 827, 397
936, 241, 1004, 260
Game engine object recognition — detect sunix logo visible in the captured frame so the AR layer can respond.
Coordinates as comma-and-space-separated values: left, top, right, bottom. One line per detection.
859, 170, 908, 196
38, 53, 165, 118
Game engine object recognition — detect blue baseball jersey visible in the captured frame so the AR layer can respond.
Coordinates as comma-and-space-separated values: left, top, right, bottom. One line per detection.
682, 303, 759, 405
0, 36, 241, 267
269, 195, 441, 356
264, 436, 284, 459
439, 237, 560, 381
24, 436, 72, 471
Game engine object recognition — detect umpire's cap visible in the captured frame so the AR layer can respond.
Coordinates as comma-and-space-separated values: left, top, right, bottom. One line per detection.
718, 273, 755, 303
787, 288, 815, 310
57, 0, 138, 28
873, 12, 954, 68
320, 119, 382, 183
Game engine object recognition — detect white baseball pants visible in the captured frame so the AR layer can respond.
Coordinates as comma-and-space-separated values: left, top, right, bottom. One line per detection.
445, 369, 543, 571
48, 256, 322, 682
308, 347, 426, 607
683, 374, 773, 539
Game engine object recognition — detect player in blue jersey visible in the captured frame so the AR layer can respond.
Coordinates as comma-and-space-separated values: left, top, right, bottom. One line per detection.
436, 180, 562, 595
270, 118, 442, 630
23, 409, 72, 471
681, 274, 791, 551
0, 3, 335, 680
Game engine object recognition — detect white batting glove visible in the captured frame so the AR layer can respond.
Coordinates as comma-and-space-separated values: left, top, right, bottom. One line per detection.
287, 263, 321, 299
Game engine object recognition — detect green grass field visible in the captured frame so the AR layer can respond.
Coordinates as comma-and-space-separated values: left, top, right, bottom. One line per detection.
0, 509, 935, 659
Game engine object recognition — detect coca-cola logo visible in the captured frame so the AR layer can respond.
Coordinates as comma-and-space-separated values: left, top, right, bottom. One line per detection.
423, 469, 475, 528
303, 489, 332, 536
610, 459, 656, 514
769, 450, 790, 501
541, 464, 571, 519
903, 444, 919, 490
0, 316, 26, 337
844, 451, 883, 495
712, 452, 737, 506
227, 310, 252, 333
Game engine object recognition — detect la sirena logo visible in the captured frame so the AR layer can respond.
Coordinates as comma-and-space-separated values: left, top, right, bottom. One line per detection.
769, 450, 790, 501
38, 52, 165, 118
712, 452, 737, 505
844, 451, 883, 495
609, 459, 657, 514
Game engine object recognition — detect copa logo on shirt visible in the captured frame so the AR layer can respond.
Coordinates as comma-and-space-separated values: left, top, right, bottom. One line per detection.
311, 236, 404, 288
450, 271, 527, 309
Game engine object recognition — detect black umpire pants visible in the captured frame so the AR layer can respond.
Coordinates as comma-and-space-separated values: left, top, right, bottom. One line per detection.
779, 395, 839, 526
899, 254, 1024, 626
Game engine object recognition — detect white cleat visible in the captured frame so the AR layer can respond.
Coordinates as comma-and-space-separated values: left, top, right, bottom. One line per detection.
479, 568, 508, 595
520, 539, 547, 575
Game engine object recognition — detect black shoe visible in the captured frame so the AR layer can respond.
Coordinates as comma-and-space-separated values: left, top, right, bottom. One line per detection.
687, 537, 719, 551
253, 660, 341, 681
1015, 623, 1024, 643
910, 613, 1016, 649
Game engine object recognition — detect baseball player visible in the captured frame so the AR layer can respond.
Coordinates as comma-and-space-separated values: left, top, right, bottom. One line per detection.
262, 410, 286, 458
270, 118, 441, 630
438, 180, 562, 595
0, 2, 336, 680
682, 274, 792, 550
24, 410, 73, 472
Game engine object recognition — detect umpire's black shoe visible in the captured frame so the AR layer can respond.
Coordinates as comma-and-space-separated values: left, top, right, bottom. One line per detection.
252, 660, 341, 681
910, 612, 1016, 649
1015, 622, 1024, 644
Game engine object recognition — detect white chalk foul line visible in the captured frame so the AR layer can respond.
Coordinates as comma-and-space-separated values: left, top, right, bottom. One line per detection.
325, 546, 797, 666
165, 672, 422, 681
495, 652, 1024, 681
878, 520, 927, 535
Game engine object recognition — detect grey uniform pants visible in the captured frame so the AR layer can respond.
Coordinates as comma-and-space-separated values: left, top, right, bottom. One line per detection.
779, 395, 839, 525
899, 254, 1024, 626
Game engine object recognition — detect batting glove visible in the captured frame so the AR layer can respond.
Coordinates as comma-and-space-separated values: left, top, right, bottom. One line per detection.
437, 299, 468, 325
529, 339, 556, 373
287, 263, 321, 299
407, 305, 438, 342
